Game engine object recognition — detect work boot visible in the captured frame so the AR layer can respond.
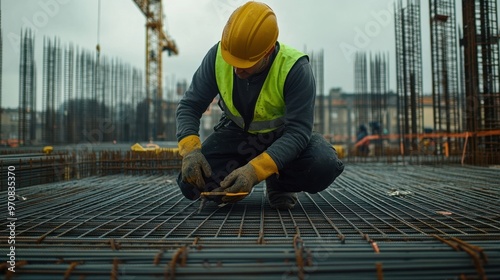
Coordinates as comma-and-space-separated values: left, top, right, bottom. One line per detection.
265, 180, 298, 210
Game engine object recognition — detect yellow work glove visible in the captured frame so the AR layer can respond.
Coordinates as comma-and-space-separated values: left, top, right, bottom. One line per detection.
213, 152, 278, 203
178, 135, 212, 190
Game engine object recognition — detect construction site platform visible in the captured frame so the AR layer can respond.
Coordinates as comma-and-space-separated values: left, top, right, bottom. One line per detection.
2, 163, 499, 279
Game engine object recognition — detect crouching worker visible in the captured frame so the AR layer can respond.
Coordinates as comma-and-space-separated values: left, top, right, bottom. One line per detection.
175, 1, 344, 210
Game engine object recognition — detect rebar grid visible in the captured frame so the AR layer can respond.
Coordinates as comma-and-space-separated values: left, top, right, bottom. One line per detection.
6, 164, 499, 242
2, 164, 500, 279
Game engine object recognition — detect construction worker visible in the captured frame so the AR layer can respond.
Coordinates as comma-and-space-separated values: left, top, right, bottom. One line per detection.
356, 124, 370, 156
176, 1, 344, 210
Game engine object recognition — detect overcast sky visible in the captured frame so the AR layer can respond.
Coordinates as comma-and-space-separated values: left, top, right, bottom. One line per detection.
1, 0, 490, 109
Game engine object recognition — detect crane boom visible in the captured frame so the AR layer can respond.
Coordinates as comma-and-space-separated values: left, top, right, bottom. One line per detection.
132, 0, 178, 54
132, 0, 178, 140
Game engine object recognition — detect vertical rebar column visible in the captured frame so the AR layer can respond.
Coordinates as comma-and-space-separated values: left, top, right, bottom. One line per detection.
75, 48, 92, 143
108, 59, 116, 142
42, 37, 49, 143
126, 65, 134, 141
101, 57, 108, 141
119, 62, 126, 141
42, 37, 62, 144
94, 44, 102, 142
354, 52, 370, 129
55, 38, 62, 144
120, 64, 133, 142
429, 0, 462, 157
86, 51, 96, 142
116, 62, 123, 142
112, 59, 119, 142
74, 48, 82, 143
18, 29, 37, 145
100, 57, 109, 142
370, 53, 389, 156
394, 0, 424, 155
115, 61, 123, 142
462, 0, 500, 164
478, 0, 499, 135
132, 69, 143, 141
64, 44, 75, 143
136, 88, 149, 142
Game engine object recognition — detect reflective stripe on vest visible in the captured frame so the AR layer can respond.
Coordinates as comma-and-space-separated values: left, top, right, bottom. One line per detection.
215, 42, 306, 134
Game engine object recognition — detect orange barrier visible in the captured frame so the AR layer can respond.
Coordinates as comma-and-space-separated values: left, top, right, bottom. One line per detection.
353, 130, 500, 164
354, 130, 500, 148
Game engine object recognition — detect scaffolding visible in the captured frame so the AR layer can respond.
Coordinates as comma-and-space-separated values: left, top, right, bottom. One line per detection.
462, 0, 500, 165
429, 0, 463, 157
394, 0, 424, 155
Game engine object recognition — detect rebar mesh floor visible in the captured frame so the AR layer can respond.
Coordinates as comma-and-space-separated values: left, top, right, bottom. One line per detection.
3, 164, 500, 279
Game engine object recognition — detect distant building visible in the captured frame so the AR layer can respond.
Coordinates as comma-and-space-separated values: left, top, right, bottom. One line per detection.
0, 108, 18, 143
318, 88, 400, 145
1, 108, 43, 146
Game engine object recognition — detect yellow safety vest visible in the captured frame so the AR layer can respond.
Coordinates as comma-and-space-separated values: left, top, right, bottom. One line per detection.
215, 42, 306, 133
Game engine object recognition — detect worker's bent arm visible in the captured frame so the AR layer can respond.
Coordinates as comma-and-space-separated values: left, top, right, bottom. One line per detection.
176, 44, 220, 141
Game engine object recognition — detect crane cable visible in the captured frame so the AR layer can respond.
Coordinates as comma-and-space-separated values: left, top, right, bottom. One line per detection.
96, 0, 101, 55
91, 0, 102, 134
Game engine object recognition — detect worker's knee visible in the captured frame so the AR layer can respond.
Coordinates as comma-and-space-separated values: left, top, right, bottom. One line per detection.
308, 149, 344, 193
310, 133, 344, 175
281, 135, 344, 193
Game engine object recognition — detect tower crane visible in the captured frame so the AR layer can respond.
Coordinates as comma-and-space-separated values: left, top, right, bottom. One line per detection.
132, 0, 178, 140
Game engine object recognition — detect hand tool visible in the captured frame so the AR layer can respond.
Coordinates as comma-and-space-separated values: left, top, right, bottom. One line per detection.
197, 192, 249, 213
200, 192, 249, 196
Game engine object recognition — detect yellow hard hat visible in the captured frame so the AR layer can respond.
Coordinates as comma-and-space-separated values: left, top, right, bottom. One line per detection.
221, 1, 278, 68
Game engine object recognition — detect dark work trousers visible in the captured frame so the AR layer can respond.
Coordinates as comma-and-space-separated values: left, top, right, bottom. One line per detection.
177, 120, 344, 200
